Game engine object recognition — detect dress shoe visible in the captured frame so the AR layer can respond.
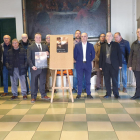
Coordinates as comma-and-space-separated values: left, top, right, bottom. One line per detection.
91, 71, 97, 78
82, 89, 86, 93
1, 93, 8, 97
27, 91, 31, 95
45, 89, 50, 93
23, 95, 27, 100
123, 87, 127, 93
95, 87, 101, 91
130, 96, 140, 100
42, 96, 50, 100
103, 95, 111, 99
31, 98, 36, 103
11, 96, 18, 100
72, 89, 77, 93
87, 95, 93, 99
76, 95, 81, 99
114, 95, 121, 99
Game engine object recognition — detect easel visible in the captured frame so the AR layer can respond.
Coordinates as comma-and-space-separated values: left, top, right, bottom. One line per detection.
51, 69, 74, 103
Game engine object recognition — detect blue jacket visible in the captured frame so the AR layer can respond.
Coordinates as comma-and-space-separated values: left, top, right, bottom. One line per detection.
74, 42, 95, 70
119, 39, 130, 64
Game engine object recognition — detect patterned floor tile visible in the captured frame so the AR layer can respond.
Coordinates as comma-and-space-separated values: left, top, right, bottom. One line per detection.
4, 131, 35, 140
87, 121, 114, 131
60, 131, 88, 140
37, 122, 63, 131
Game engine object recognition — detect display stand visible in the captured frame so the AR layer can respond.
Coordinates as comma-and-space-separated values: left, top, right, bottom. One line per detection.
51, 69, 74, 103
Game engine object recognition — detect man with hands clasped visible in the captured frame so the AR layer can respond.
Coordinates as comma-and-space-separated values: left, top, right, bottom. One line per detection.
99, 32, 122, 99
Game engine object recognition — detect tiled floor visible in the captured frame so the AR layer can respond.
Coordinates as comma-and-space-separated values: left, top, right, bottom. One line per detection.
0, 87, 140, 140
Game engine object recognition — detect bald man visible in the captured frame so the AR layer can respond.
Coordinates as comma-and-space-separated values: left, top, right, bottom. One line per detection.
1, 35, 12, 97
99, 32, 122, 99
74, 33, 95, 99
19, 33, 32, 95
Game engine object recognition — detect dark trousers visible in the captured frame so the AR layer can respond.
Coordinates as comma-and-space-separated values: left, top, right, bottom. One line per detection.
103, 63, 119, 96
133, 70, 140, 97
31, 69, 47, 99
77, 62, 91, 95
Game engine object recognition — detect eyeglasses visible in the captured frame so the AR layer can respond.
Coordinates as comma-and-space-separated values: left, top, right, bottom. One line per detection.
100, 36, 105, 37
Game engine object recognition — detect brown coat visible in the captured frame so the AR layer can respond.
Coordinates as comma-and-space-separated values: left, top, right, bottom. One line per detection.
45, 42, 50, 66
94, 41, 101, 71
128, 40, 140, 71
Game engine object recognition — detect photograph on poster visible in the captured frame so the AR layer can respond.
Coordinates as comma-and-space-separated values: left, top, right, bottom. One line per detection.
57, 37, 68, 53
35, 52, 48, 68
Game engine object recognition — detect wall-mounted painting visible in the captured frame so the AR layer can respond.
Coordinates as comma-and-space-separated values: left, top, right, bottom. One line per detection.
22, 0, 111, 40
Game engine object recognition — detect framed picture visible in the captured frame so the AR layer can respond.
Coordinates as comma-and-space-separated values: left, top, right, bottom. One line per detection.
22, 0, 111, 41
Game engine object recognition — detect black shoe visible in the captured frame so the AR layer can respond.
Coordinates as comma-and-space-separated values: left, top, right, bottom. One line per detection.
72, 89, 77, 93
45, 89, 50, 93
76, 95, 81, 99
27, 91, 31, 95
54, 90, 57, 93
130, 96, 140, 100
114, 95, 121, 99
103, 95, 111, 99
82, 89, 86, 93
87, 95, 93, 99
91, 71, 97, 78
95, 87, 101, 91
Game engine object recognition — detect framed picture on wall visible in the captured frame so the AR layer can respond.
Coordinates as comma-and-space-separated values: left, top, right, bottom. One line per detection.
22, 0, 111, 41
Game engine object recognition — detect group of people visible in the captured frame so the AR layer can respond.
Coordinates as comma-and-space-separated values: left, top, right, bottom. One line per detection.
0, 28, 140, 103
0, 33, 51, 103
73, 29, 140, 100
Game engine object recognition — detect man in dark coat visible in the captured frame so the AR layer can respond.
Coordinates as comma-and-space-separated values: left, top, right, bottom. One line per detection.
99, 32, 122, 99
6, 39, 27, 100
27, 33, 50, 103
128, 28, 140, 99
19, 33, 32, 94
1, 35, 12, 96
0, 45, 3, 75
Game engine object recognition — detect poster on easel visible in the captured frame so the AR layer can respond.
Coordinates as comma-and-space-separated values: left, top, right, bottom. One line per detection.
50, 34, 73, 70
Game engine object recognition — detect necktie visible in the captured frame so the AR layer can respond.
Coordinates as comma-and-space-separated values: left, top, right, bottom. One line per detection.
38, 45, 41, 52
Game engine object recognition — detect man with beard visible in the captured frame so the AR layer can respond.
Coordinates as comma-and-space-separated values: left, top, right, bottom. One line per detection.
72, 30, 86, 93
94, 33, 106, 90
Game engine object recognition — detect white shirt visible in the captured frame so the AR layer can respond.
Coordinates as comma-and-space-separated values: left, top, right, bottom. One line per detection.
36, 43, 42, 51
82, 42, 87, 61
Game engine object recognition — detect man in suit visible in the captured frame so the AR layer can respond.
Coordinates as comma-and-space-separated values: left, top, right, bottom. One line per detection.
74, 33, 95, 99
27, 33, 50, 103
99, 32, 122, 99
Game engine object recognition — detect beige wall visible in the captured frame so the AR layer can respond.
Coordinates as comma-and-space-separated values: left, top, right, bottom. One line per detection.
111, 0, 137, 45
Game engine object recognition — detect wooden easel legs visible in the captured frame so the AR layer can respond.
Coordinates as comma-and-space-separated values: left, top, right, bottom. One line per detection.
51, 69, 74, 103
